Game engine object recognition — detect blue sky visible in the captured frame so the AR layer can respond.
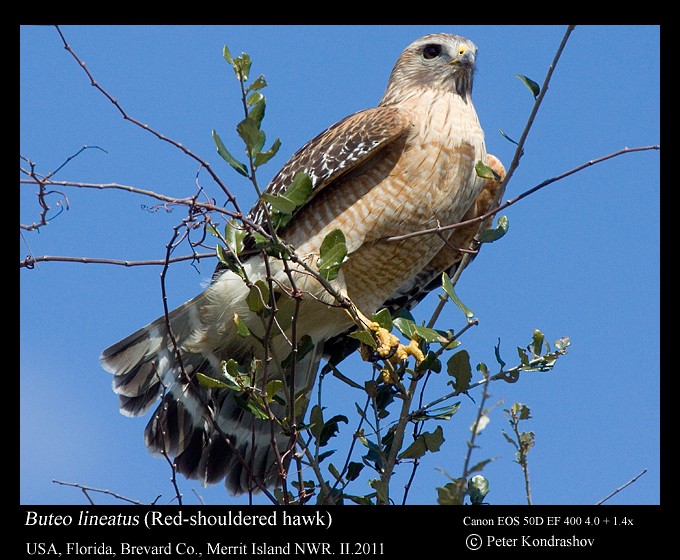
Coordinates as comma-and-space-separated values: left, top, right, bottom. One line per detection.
20, 25, 660, 506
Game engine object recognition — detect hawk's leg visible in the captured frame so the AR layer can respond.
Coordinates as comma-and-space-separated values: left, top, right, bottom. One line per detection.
346, 306, 425, 376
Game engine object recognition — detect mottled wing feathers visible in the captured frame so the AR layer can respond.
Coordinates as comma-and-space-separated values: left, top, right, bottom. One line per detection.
248, 106, 410, 227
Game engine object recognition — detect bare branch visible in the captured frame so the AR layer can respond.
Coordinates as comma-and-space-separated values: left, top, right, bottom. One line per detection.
595, 469, 648, 505
54, 25, 243, 215
52, 480, 145, 505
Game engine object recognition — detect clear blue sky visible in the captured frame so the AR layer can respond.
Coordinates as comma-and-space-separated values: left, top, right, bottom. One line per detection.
20, 25, 660, 505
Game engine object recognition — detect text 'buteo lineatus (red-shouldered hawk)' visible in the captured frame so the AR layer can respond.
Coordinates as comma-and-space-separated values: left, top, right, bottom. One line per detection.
101, 33, 506, 495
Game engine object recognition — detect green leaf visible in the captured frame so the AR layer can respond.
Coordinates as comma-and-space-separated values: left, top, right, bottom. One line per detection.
515, 74, 541, 98
414, 325, 447, 343
246, 280, 270, 314
222, 45, 233, 64
346, 461, 364, 482
328, 463, 342, 482
499, 129, 519, 146
436, 480, 466, 505
368, 479, 389, 504
309, 405, 324, 441
246, 74, 268, 92
196, 372, 230, 389
235, 394, 268, 420
371, 308, 393, 331
224, 219, 246, 256
447, 349, 472, 394
254, 138, 281, 167
532, 329, 545, 356
237, 117, 261, 152
468, 458, 495, 476
392, 317, 417, 339
261, 192, 297, 214
317, 229, 347, 281
212, 129, 248, 176
442, 272, 474, 320
246, 91, 264, 107
265, 380, 284, 401
398, 426, 445, 460
475, 160, 501, 181
233, 313, 251, 337
478, 215, 509, 243
319, 415, 348, 447
281, 334, 315, 370
232, 53, 252, 81
348, 330, 377, 348
283, 172, 313, 206
517, 347, 530, 367
248, 98, 266, 128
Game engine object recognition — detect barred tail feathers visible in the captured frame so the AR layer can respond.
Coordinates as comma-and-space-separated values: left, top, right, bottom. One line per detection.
99, 267, 325, 494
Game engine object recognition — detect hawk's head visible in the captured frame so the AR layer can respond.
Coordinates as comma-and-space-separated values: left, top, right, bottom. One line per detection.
381, 33, 478, 105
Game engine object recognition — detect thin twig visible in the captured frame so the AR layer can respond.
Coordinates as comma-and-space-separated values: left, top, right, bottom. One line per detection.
595, 469, 648, 505
54, 25, 243, 213
52, 480, 145, 505
382, 145, 660, 244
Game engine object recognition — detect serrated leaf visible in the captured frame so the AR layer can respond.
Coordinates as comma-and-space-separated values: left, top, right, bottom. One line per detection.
478, 215, 509, 243
499, 129, 519, 146
317, 229, 347, 281
475, 160, 501, 181
442, 273, 474, 319
254, 137, 281, 167
196, 372, 230, 389
212, 129, 248, 176
371, 308, 393, 331
515, 74, 540, 98
234, 313, 251, 337
447, 349, 472, 394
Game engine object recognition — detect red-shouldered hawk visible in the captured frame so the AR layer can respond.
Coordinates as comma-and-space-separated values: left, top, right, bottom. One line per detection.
101, 33, 506, 495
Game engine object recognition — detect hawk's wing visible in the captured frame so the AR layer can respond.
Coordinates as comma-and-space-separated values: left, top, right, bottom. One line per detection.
248, 106, 411, 228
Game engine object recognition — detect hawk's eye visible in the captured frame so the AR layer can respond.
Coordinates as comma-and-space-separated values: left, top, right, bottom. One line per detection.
422, 44, 442, 59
